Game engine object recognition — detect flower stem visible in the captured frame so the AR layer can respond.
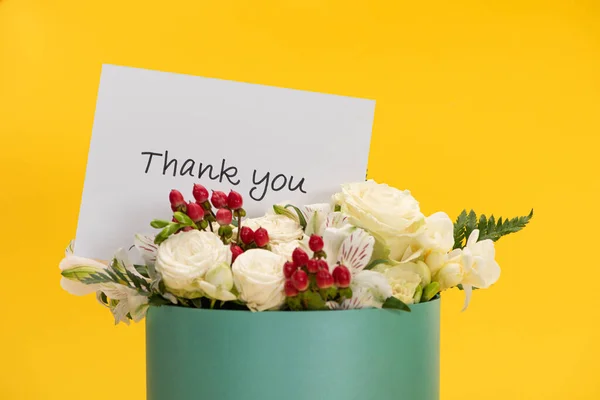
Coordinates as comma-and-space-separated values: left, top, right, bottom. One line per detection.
236, 210, 242, 244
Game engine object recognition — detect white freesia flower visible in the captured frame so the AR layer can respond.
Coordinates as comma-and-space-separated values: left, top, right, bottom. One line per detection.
382, 267, 422, 305
433, 249, 464, 290
232, 249, 286, 312
242, 214, 304, 244
155, 230, 231, 299
333, 180, 425, 262
198, 263, 236, 302
418, 212, 454, 252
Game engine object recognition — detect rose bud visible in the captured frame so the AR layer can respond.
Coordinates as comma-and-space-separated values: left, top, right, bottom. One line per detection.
230, 244, 244, 263
292, 248, 309, 267
332, 265, 351, 288
186, 202, 205, 222
316, 269, 334, 289
254, 227, 269, 247
291, 269, 309, 292
317, 259, 329, 272
211, 190, 228, 209
308, 235, 324, 253
284, 280, 299, 297
307, 259, 319, 274
283, 261, 297, 279
169, 189, 185, 209
192, 184, 209, 203
216, 208, 233, 225
227, 190, 243, 210
240, 226, 255, 245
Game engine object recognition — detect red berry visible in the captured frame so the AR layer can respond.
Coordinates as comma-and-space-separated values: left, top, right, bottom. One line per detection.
316, 269, 334, 289
216, 208, 233, 225
230, 244, 244, 262
240, 226, 255, 245
292, 248, 309, 267
307, 259, 319, 273
291, 269, 309, 291
254, 228, 269, 247
186, 202, 205, 222
192, 184, 209, 203
182, 226, 193, 232
211, 190, 228, 209
283, 261, 297, 279
227, 190, 243, 210
333, 265, 352, 288
284, 280, 299, 297
317, 259, 329, 271
308, 235, 324, 252
169, 189, 185, 209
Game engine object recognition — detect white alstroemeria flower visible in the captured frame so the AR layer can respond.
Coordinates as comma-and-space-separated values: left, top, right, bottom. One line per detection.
59, 254, 109, 296
302, 203, 333, 235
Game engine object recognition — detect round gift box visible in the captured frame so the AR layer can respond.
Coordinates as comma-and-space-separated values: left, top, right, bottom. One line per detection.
146, 299, 440, 400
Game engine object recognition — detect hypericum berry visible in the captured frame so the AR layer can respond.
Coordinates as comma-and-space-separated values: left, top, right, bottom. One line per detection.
284, 280, 299, 297
316, 269, 334, 289
169, 189, 185, 210
292, 248, 309, 267
283, 261, 297, 279
211, 190, 228, 209
307, 259, 319, 273
333, 265, 351, 288
317, 259, 329, 271
182, 226, 193, 232
216, 208, 233, 225
230, 244, 244, 262
254, 228, 269, 247
240, 226, 255, 245
291, 269, 309, 291
227, 190, 243, 210
308, 235, 324, 252
192, 184, 209, 203
186, 202, 205, 222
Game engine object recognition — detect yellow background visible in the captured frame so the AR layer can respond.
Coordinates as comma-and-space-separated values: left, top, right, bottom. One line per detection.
1, 1, 599, 399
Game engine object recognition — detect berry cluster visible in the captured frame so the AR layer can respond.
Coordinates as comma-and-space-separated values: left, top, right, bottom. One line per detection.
154, 184, 270, 263
283, 235, 353, 311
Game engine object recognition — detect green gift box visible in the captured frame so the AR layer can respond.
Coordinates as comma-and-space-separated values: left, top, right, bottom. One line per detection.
146, 299, 440, 400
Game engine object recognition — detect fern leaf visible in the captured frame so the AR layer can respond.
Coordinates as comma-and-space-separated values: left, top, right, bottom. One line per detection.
453, 210, 468, 249
478, 209, 533, 242
464, 210, 478, 244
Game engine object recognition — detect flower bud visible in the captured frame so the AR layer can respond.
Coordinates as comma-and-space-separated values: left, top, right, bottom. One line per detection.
211, 190, 228, 209
240, 226, 255, 245
192, 184, 209, 203
291, 269, 309, 292
254, 228, 269, 247
169, 189, 185, 209
230, 244, 244, 263
316, 269, 334, 289
283, 261, 297, 279
332, 265, 351, 288
216, 208, 233, 225
284, 280, 299, 297
227, 190, 243, 210
308, 234, 324, 252
307, 259, 319, 274
186, 202, 205, 222
292, 248, 309, 267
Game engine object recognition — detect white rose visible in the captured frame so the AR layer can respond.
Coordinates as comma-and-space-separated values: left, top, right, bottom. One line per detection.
241, 214, 304, 244
382, 267, 422, 305
270, 237, 310, 261
155, 230, 231, 298
232, 249, 286, 312
333, 180, 425, 262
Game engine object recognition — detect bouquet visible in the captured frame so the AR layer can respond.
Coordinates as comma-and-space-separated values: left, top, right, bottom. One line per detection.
59, 180, 532, 323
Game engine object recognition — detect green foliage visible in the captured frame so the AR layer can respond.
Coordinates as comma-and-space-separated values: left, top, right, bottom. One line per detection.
285, 204, 307, 230
273, 204, 308, 230
364, 259, 389, 270
382, 296, 411, 312
421, 282, 440, 302
453, 209, 533, 249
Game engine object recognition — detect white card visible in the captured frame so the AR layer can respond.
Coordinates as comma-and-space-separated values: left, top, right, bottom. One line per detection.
75, 65, 375, 260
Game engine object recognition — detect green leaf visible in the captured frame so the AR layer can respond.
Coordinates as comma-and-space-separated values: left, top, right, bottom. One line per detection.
300, 291, 327, 310
272, 205, 298, 222
134, 264, 150, 279
150, 219, 170, 229
173, 212, 194, 226
382, 296, 411, 312
477, 209, 534, 242
364, 259, 390, 270
285, 204, 307, 230
464, 210, 478, 244
413, 285, 423, 304
154, 223, 182, 245
453, 210, 468, 249
61, 266, 102, 281
148, 294, 172, 307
